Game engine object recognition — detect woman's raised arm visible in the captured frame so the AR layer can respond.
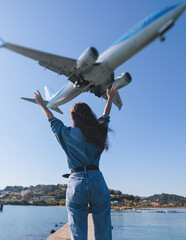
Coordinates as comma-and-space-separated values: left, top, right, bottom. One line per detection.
34, 90, 54, 119
103, 85, 118, 116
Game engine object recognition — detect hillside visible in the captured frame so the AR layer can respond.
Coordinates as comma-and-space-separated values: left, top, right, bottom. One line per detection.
147, 193, 186, 204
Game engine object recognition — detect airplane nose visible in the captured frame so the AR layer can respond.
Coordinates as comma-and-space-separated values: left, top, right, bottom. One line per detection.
173, 3, 186, 20
179, 3, 186, 11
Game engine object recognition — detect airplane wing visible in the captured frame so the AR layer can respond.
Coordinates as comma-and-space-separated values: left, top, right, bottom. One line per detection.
5, 43, 77, 78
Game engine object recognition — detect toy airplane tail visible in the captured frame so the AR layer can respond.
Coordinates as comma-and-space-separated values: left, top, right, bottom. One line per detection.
21, 97, 63, 114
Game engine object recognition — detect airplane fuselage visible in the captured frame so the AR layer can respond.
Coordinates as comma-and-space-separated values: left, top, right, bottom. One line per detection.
98, 3, 186, 70
47, 3, 186, 109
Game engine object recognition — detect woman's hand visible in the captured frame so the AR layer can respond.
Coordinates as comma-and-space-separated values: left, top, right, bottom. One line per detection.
34, 90, 54, 119
34, 90, 44, 106
107, 85, 118, 100
103, 86, 118, 116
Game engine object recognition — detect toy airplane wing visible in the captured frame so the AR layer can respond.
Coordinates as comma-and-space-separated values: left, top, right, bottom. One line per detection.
4, 42, 77, 79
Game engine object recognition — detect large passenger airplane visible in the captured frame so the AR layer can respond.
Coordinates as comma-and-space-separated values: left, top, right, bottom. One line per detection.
0, 3, 185, 113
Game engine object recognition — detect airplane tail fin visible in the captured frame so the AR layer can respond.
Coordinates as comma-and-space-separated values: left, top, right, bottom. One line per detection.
0, 38, 6, 47
21, 97, 63, 114
44, 86, 55, 101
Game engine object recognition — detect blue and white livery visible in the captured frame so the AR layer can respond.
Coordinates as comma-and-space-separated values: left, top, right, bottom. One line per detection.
1, 3, 185, 113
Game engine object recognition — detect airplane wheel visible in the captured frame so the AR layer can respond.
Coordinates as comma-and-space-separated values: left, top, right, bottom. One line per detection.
75, 81, 82, 88
95, 92, 102, 97
160, 35, 165, 42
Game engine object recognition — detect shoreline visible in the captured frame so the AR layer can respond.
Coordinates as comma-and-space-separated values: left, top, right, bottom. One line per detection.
111, 206, 186, 210
2, 204, 186, 209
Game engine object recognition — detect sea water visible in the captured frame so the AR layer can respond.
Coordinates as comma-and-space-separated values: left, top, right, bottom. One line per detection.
111, 208, 186, 240
0, 206, 186, 240
0, 205, 68, 240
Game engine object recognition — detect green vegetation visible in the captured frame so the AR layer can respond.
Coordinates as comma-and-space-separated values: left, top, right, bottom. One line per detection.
0, 185, 186, 208
147, 193, 186, 204
0, 184, 67, 206
145, 193, 186, 208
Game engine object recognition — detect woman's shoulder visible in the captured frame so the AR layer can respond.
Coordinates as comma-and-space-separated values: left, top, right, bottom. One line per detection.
70, 126, 86, 140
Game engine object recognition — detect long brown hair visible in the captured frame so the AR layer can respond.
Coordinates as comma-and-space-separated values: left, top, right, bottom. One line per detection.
70, 102, 109, 150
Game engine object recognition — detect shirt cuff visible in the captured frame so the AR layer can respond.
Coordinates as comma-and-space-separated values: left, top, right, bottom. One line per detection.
101, 115, 110, 123
48, 117, 56, 122
48, 117, 64, 127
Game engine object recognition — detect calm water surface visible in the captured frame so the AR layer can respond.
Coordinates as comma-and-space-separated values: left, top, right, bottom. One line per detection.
111, 208, 186, 240
0, 205, 68, 240
0, 206, 186, 240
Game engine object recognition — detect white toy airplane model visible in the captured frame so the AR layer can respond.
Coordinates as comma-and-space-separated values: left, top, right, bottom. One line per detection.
0, 3, 185, 114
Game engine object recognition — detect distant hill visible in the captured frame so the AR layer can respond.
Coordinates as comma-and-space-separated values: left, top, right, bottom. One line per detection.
1, 185, 186, 207
147, 193, 186, 204
3, 186, 27, 192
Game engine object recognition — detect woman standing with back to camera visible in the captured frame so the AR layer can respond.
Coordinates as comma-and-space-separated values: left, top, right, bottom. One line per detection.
34, 85, 118, 240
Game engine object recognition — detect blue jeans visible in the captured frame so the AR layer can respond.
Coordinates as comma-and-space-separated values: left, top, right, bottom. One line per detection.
66, 170, 112, 240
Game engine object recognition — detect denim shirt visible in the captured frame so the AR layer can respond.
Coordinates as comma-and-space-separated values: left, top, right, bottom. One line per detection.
48, 115, 110, 170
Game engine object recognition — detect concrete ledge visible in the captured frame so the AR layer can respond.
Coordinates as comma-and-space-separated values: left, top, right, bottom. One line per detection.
47, 214, 95, 240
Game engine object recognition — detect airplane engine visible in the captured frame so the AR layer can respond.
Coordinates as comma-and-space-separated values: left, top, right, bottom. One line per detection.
113, 72, 132, 89
76, 47, 99, 70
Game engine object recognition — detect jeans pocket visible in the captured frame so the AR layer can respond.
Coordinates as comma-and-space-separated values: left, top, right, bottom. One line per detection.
67, 179, 82, 200
92, 177, 109, 198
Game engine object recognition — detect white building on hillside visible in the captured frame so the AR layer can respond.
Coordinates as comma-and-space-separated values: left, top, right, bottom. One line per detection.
21, 190, 31, 197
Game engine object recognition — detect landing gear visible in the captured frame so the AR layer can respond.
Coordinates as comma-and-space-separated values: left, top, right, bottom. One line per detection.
95, 91, 102, 97
90, 85, 103, 97
74, 78, 89, 88
160, 35, 165, 42
74, 80, 83, 88
74, 75, 84, 87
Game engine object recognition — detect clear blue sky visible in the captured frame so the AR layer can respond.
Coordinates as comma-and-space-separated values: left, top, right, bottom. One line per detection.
0, 0, 185, 197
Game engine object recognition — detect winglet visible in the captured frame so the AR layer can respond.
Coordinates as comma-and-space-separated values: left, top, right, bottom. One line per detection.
0, 38, 6, 48
118, 105, 122, 111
